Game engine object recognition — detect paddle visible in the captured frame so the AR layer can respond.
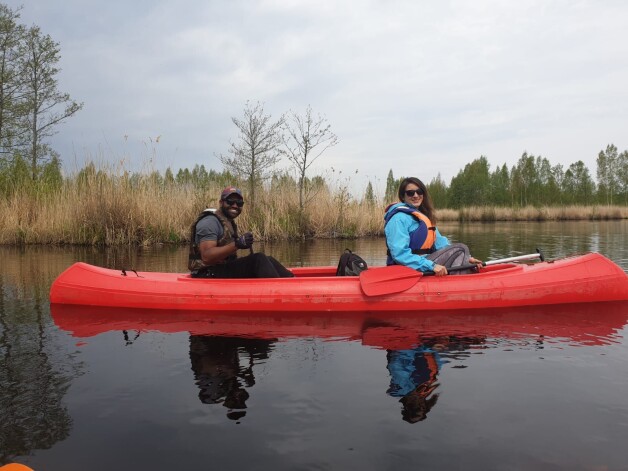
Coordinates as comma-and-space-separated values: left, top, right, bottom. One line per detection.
360, 250, 545, 297
360, 265, 423, 296
423, 251, 544, 275
423, 263, 478, 275
484, 249, 544, 265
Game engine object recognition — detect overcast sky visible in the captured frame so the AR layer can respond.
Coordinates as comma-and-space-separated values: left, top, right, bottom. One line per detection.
7, 0, 628, 195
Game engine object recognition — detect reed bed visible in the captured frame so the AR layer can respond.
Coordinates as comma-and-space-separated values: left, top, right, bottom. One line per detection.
1, 170, 626, 245
450, 205, 628, 222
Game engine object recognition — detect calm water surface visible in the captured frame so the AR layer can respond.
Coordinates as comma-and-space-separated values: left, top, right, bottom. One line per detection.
2, 221, 628, 471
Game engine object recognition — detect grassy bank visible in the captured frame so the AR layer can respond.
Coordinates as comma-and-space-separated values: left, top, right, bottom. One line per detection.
0, 169, 385, 245
1, 169, 627, 245
440, 205, 628, 222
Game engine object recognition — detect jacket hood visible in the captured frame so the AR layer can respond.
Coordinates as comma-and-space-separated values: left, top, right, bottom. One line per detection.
384, 202, 413, 219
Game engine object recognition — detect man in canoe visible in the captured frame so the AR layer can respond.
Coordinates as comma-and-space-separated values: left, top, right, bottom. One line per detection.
188, 186, 294, 278
384, 177, 482, 276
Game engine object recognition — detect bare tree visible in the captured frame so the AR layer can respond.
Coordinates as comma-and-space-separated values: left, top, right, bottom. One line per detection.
220, 101, 283, 210
20, 25, 82, 179
280, 105, 338, 230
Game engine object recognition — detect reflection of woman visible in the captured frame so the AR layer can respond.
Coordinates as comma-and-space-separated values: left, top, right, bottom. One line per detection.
189, 335, 274, 421
384, 177, 481, 276
386, 347, 441, 423
386, 336, 486, 423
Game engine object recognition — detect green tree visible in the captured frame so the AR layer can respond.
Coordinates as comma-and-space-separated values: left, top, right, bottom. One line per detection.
40, 151, 62, 191
551, 164, 565, 205
619, 150, 628, 204
384, 169, 397, 203
310, 175, 327, 192
176, 167, 191, 185
364, 180, 375, 206
510, 152, 537, 206
6, 151, 30, 192
488, 164, 510, 206
191, 164, 208, 187
563, 161, 595, 204
596, 144, 621, 205
542, 161, 561, 205
164, 167, 175, 186
448, 156, 491, 208
534, 156, 553, 206
147, 170, 163, 187
427, 173, 448, 208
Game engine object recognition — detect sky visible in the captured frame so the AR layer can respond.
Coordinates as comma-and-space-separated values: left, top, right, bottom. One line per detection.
6, 0, 628, 196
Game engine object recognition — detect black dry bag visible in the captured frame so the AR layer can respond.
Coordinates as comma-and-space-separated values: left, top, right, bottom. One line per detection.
336, 249, 368, 276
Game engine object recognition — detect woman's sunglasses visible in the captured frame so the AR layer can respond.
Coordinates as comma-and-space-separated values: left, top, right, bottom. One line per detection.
224, 198, 244, 207
404, 189, 423, 197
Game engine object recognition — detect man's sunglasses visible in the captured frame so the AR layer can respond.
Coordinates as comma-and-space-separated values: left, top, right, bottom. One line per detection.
404, 189, 423, 197
224, 198, 244, 207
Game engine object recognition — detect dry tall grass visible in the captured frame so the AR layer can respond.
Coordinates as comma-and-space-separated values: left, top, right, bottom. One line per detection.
1, 171, 201, 245
1, 170, 626, 245
448, 205, 628, 222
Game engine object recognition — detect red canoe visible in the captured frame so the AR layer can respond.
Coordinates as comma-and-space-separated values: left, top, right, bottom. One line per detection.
49, 252, 628, 311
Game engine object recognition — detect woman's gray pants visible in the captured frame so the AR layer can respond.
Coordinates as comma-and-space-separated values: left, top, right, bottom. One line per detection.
426, 243, 473, 274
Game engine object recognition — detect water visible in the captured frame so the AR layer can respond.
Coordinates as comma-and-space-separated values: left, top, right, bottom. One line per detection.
1, 221, 628, 471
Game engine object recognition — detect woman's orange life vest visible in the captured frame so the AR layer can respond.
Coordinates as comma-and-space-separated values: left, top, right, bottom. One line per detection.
384, 204, 437, 262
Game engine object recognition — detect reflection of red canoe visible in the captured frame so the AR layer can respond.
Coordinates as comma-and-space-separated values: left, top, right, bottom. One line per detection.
49, 253, 628, 311
50, 301, 628, 349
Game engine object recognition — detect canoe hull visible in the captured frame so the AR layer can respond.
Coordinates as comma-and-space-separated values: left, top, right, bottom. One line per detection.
49, 253, 628, 311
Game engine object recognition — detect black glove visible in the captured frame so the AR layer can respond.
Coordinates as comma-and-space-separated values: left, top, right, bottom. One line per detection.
234, 232, 254, 250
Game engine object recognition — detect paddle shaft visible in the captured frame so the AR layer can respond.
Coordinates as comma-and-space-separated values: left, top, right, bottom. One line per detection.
424, 264, 478, 276
425, 251, 544, 276
484, 252, 543, 266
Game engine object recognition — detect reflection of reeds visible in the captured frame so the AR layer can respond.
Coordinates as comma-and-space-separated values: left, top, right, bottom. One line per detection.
0, 169, 626, 245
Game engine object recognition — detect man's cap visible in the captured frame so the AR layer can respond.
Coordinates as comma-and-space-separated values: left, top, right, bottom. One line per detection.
220, 186, 243, 200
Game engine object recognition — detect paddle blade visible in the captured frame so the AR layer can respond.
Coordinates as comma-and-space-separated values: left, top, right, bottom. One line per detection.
360, 265, 422, 296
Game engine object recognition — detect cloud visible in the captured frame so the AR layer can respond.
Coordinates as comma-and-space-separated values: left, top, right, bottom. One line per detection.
6, 0, 628, 193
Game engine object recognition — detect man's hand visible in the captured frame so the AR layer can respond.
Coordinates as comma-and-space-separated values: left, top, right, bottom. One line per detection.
432, 264, 448, 276
234, 232, 254, 250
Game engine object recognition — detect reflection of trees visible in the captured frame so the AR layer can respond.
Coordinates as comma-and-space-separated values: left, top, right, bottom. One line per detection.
0, 273, 81, 461
386, 336, 484, 424
452, 220, 627, 262
189, 336, 274, 421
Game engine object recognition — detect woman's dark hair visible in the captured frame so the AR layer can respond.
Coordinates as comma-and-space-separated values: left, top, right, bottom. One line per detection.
397, 177, 436, 223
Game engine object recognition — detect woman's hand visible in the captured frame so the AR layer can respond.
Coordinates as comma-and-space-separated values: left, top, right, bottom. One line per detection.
469, 257, 483, 270
432, 264, 448, 276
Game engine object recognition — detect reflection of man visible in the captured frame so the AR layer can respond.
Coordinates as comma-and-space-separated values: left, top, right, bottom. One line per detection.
189, 335, 274, 421
386, 336, 484, 423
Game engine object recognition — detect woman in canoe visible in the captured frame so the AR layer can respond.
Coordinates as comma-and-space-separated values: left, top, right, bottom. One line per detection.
384, 177, 482, 276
